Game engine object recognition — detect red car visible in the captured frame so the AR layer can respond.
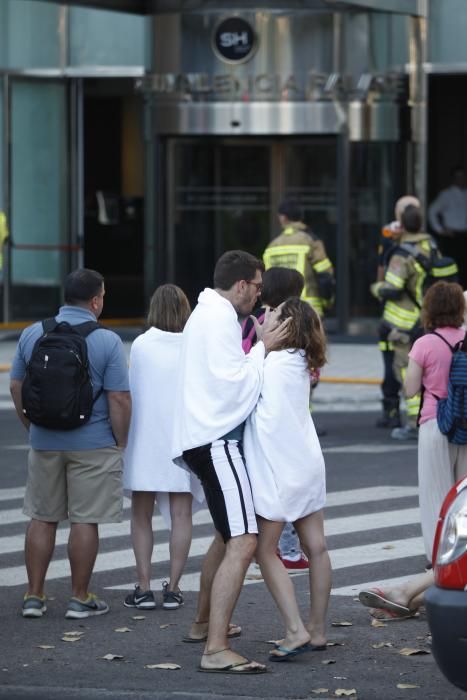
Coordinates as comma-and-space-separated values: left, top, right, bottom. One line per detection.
426, 475, 467, 692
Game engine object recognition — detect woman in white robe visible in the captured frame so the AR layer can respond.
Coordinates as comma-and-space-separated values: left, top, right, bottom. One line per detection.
244, 297, 332, 660
123, 284, 204, 610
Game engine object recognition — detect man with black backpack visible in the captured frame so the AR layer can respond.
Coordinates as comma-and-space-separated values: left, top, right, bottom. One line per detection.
10, 268, 131, 619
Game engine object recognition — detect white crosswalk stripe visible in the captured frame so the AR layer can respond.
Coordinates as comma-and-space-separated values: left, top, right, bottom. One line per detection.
0, 484, 423, 592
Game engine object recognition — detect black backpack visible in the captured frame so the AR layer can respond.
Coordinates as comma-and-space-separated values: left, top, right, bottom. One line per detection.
21, 318, 103, 430
397, 240, 459, 303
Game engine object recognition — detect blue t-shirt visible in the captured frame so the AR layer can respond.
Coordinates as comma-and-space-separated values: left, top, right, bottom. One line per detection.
10, 306, 129, 450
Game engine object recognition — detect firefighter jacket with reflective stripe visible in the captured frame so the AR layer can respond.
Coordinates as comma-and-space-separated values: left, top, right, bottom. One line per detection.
0, 212, 8, 272
263, 222, 334, 316
372, 232, 432, 331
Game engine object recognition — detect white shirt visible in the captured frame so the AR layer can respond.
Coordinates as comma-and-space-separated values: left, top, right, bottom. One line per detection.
428, 185, 467, 234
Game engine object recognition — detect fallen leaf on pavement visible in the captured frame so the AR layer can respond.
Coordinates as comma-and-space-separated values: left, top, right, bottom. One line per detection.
371, 619, 387, 628
334, 677, 348, 680
245, 574, 263, 580
331, 621, 353, 627
399, 648, 430, 656
335, 690, 357, 697
37, 645, 55, 650
372, 642, 393, 649
144, 663, 181, 670
327, 641, 344, 647
382, 544, 395, 550
132, 616, 145, 620
100, 654, 124, 661
62, 631, 84, 637
311, 690, 329, 695
61, 637, 80, 643
322, 659, 336, 665
159, 623, 175, 629
265, 639, 281, 645
114, 627, 132, 633
397, 684, 420, 689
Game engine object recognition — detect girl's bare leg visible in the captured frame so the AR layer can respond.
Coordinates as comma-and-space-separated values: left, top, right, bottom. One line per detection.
130, 491, 156, 591
167, 492, 193, 591
256, 516, 310, 652
294, 510, 331, 647
361, 571, 434, 611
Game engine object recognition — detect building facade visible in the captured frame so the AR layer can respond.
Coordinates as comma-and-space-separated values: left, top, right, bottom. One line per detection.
0, 0, 462, 332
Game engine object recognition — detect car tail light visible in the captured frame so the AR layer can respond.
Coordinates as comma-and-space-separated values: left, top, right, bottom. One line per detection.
433, 477, 467, 590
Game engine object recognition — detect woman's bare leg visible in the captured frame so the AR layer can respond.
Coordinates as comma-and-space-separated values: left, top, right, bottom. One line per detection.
361, 571, 434, 611
167, 492, 193, 591
294, 510, 331, 647
256, 516, 310, 652
130, 491, 156, 591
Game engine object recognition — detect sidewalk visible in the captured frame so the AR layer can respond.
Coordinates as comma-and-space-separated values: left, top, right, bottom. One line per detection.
0, 336, 383, 412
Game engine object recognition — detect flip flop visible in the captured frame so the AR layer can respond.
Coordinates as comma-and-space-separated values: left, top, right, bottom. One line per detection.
358, 588, 411, 615
199, 660, 267, 674
183, 623, 242, 644
269, 642, 322, 662
369, 607, 418, 622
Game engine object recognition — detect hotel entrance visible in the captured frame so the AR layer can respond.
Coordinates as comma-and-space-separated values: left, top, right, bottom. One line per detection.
164, 137, 338, 307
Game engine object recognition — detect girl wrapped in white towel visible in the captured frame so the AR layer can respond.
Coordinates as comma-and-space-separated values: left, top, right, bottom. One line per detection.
244, 297, 332, 661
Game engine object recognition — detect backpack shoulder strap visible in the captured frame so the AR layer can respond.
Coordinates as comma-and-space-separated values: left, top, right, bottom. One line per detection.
430, 330, 457, 353
73, 321, 102, 338
461, 331, 467, 352
42, 318, 59, 334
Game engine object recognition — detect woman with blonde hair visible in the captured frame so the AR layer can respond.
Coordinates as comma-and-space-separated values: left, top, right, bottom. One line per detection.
123, 284, 204, 610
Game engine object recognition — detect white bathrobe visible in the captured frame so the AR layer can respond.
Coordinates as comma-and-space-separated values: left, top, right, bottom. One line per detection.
123, 327, 205, 525
243, 349, 326, 522
172, 288, 265, 462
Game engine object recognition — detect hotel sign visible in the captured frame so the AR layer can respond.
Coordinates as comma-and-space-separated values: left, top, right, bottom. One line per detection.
138, 71, 408, 103
212, 17, 258, 64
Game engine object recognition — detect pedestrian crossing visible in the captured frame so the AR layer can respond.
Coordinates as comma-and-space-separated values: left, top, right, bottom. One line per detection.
0, 484, 425, 595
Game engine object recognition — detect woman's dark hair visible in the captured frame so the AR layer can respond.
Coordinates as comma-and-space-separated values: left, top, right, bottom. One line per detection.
277, 297, 327, 373
147, 284, 191, 332
213, 250, 264, 291
64, 268, 104, 304
421, 281, 465, 330
261, 267, 304, 308
401, 205, 422, 233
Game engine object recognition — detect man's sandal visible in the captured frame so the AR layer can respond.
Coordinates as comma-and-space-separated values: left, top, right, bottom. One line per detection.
182, 622, 242, 643
198, 648, 267, 675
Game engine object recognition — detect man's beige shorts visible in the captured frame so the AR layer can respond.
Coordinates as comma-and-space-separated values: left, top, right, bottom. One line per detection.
23, 447, 123, 524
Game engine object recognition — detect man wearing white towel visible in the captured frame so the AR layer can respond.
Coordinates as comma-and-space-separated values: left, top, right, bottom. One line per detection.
172, 250, 290, 674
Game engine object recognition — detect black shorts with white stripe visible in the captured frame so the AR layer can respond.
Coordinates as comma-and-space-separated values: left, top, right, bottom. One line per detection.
183, 439, 258, 542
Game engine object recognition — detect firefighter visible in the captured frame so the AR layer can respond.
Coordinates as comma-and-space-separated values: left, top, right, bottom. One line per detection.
371, 204, 432, 440
375, 195, 421, 429
263, 199, 335, 317
0, 210, 8, 279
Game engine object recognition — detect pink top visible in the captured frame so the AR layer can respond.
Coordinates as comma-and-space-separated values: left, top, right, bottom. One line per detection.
409, 327, 466, 424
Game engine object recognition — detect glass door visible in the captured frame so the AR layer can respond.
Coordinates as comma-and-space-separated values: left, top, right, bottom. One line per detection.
167, 139, 271, 304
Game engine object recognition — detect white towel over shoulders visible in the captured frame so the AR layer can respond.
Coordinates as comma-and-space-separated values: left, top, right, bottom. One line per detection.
244, 349, 326, 522
172, 288, 265, 460
123, 327, 204, 524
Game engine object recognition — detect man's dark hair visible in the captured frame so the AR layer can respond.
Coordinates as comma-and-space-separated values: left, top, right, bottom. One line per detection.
213, 250, 264, 291
261, 267, 304, 308
278, 199, 302, 222
401, 205, 422, 233
64, 268, 104, 305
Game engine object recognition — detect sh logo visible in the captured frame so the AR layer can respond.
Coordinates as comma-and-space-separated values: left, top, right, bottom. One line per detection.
220, 31, 249, 48
213, 17, 257, 64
